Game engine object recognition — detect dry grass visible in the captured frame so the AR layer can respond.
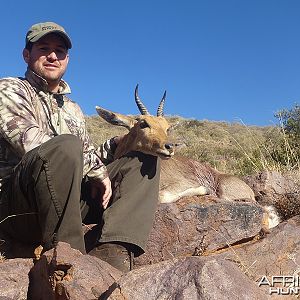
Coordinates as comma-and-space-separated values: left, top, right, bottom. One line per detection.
87, 114, 299, 177
86, 115, 127, 146
0, 239, 5, 263
0, 252, 5, 262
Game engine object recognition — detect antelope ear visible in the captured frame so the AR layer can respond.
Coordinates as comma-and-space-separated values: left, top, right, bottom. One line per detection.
95, 106, 136, 130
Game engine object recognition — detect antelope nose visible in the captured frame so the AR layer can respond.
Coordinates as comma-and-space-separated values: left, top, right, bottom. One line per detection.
165, 143, 174, 150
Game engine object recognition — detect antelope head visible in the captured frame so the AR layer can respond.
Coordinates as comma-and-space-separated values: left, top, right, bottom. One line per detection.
96, 85, 175, 160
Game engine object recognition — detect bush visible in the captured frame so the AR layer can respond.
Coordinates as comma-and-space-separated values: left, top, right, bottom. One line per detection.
276, 104, 300, 139
271, 104, 300, 169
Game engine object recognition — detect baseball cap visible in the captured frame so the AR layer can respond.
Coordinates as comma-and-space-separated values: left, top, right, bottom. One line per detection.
25, 21, 72, 49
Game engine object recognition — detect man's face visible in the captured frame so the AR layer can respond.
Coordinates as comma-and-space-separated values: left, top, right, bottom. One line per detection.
23, 33, 69, 88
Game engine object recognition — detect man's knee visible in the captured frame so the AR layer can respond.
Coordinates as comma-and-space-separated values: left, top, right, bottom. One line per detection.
39, 134, 83, 166
52, 134, 82, 154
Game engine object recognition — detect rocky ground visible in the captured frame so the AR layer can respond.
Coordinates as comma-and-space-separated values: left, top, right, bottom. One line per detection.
1, 169, 300, 299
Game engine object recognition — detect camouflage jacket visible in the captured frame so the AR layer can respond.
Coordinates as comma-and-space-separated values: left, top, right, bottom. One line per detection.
0, 69, 115, 189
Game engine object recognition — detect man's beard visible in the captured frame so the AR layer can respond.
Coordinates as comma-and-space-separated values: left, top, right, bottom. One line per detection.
36, 66, 64, 85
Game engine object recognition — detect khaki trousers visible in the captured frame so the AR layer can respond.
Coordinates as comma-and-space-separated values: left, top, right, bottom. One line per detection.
0, 134, 160, 256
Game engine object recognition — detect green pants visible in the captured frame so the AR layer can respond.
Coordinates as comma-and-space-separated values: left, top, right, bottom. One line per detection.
0, 134, 160, 256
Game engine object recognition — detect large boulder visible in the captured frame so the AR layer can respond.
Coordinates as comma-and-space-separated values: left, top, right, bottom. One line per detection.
135, 196, 264, 267
0, 258, 33, 299
209, 215, 300, 299
107, 256, 270, 300
246, 170, 300, 220
246, 170, 299, 204
215, 215, 300, 279
27, 242, 122, 300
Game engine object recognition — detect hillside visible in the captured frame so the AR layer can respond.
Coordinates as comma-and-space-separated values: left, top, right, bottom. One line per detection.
86, 115, 287, 176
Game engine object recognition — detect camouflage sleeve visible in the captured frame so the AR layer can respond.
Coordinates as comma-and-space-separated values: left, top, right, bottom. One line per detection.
81, 130, 109, 181
0, 78, 52, 155
95, 137, 117, 165
69, 102, 109, 181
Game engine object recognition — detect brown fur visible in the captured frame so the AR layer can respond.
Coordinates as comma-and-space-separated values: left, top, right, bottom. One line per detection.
159, 156, 255, 203
96, 107, 175, 160
95, 90, 255, 203
114, 115, 171, 159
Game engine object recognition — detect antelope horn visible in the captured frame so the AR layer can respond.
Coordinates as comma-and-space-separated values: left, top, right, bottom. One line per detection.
157, 90, 166, 116
135, 84, 150, 115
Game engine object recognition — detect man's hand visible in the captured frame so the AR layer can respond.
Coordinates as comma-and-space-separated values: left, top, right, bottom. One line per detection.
90, 177, 112, 209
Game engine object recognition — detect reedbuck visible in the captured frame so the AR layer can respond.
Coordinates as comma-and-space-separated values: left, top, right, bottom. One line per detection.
96, 85, 261, 205
96, 85, 175, 160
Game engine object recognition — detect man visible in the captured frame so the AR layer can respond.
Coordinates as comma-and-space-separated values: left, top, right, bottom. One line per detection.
0, 22, 160, 272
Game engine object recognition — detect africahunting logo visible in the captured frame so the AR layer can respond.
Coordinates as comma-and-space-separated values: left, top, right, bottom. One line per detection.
258, 275, 300, 295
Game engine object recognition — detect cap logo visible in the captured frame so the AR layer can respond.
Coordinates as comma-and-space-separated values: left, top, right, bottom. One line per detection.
42, 26, 58, 31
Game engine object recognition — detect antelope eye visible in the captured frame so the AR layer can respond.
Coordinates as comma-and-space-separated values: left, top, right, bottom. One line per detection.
139, 120, 149, 129
167, 127, 174, 134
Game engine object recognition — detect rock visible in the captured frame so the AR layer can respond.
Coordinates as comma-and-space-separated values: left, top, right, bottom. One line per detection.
106, 256, 269, 300
246, 171, 300, 221
27, 242, 122, 300
135, 196, 264, 267
211, 216, 300, 299
245, 170, 299, 205
0, 258, 33, 299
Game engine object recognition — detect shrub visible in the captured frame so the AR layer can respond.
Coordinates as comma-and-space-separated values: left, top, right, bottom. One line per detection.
271, 104, 300, 170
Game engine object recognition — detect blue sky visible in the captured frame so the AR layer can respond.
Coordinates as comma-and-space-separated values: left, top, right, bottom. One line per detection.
1, 0, 300, 126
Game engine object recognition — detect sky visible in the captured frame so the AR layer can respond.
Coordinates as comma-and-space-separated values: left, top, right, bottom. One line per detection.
1, 0, 300, 126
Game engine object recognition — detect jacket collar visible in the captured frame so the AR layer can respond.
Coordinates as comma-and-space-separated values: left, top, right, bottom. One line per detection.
25, 68, 71, 94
